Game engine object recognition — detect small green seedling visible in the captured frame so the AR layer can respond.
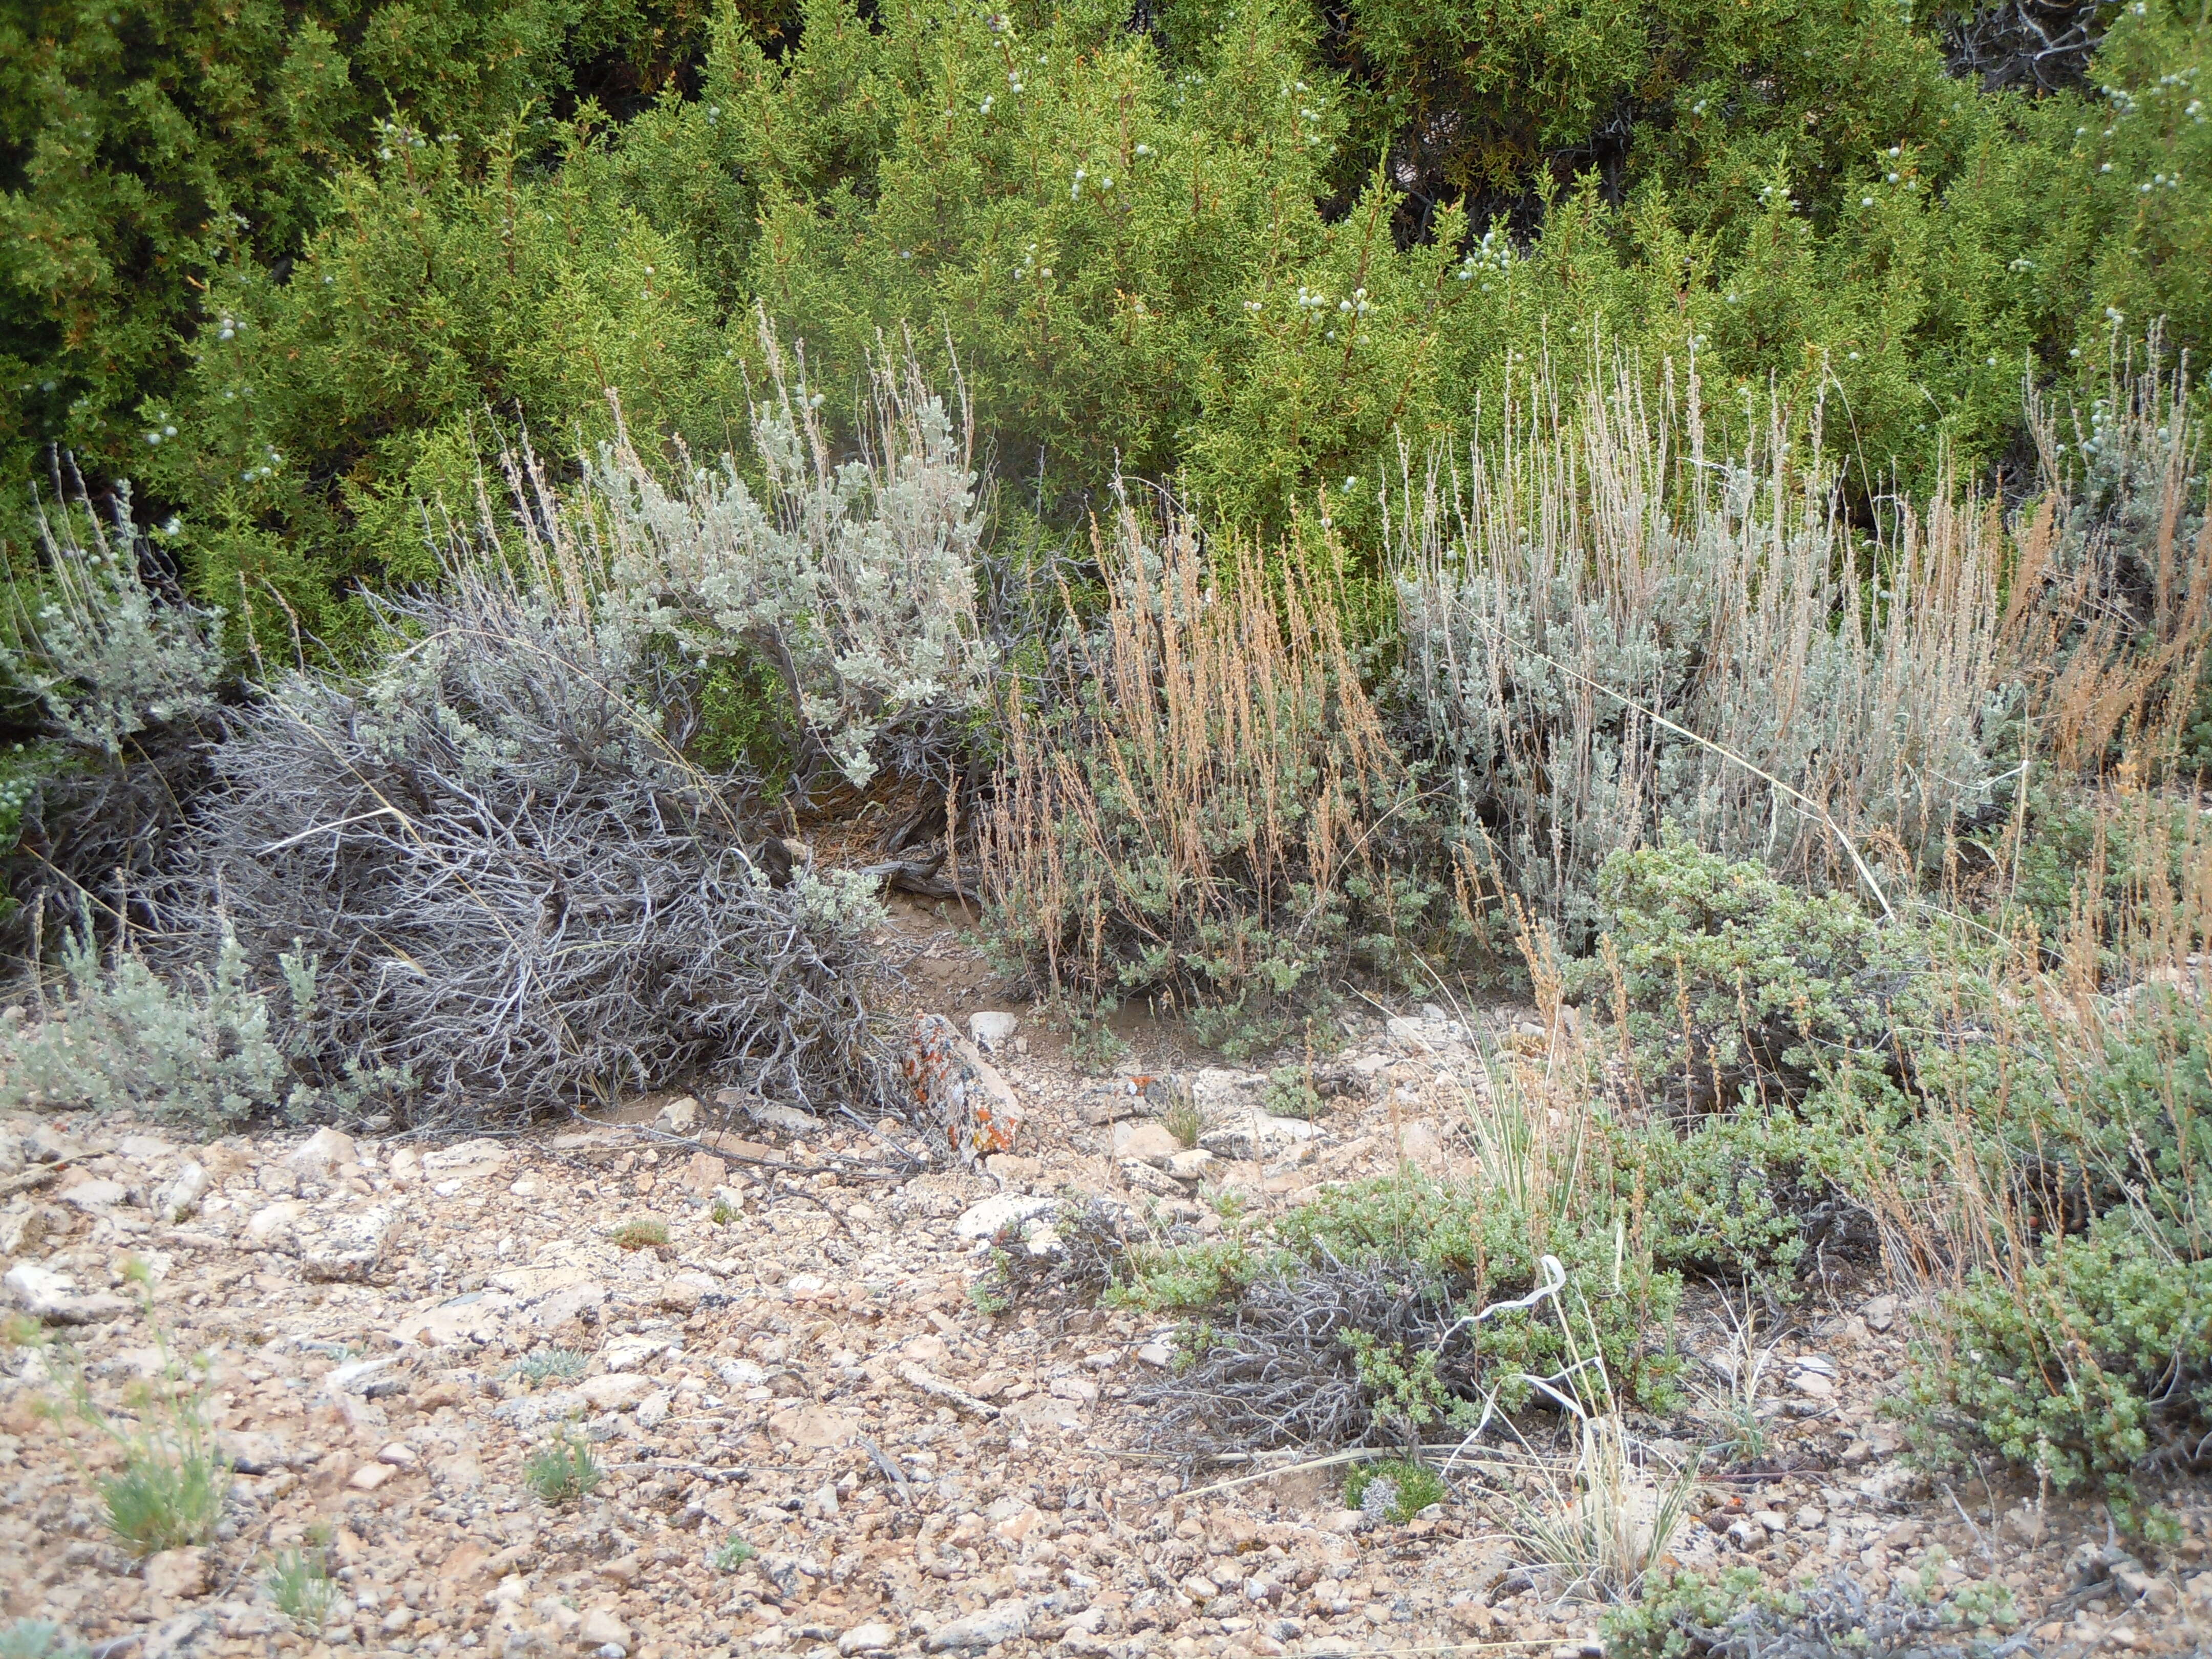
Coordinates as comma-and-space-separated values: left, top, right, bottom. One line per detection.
524, 1431, 603, 1505
711, 1534, 756, 1571
607, 1217, 669, 1251
264, 1546, 338, 1631
508, 1347, 586, 1386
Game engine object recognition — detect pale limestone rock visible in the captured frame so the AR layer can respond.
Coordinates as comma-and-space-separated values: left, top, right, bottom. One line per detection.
655, 1095, 702, 1134
967, 1011, 1018, 1052
924, 1600, 1029, 1651
1111, 1120, 1181, 1166
287, 1126, 357, 1179
5, 1261, 131, 1323
578, 1372, 653, 1411
156, 1160, 210, 1224
301, 1204, 396, 1281
142, 1548, 206, 1601
953, 1193, 1054, 1240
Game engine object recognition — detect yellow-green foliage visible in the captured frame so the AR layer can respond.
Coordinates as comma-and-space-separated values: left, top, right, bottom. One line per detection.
12, 0, 2211, 631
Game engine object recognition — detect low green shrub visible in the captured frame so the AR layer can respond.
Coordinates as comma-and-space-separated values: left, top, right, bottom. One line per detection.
1590, 832, 1935, 1115
1344, 1458, 1446, 1522
1916, 1221, 2212, 1493
1103, 1238, 1266, 1314
1603, 1563, 2017, 1659
1633, 1105, 1869, 1281
1262, 1065, 1326, 1120
1279, 1174, 1681, 1410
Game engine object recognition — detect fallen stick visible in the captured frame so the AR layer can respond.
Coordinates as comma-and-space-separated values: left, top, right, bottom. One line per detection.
898, 1362, 999, 1418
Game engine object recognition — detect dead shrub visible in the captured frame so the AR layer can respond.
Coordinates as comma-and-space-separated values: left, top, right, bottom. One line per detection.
157, 552, 899, 1128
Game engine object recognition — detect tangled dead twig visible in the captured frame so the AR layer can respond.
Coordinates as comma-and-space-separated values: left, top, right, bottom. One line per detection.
988, 1198, 1133, 1314
1131, 1260, 1484, 1460
157, 564, 903, 1129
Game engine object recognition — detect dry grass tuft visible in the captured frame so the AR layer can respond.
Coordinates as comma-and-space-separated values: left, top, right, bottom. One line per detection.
980, 491, 1438, 1040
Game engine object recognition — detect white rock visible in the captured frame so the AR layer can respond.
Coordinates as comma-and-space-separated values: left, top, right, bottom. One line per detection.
420, 1138, 511, 1175
1198, 1113, 1318, 1160
245, 1199, 309, 1244
838, 1622, 897, 1656
803, 1480, 839, 1520
301, 1206, 396, 1282
4, 1261, 132, 1324
156, 1161, 210, 1224
655, 1096, 702, 1134
602, 1334, 676, 1372
287, 1126, 357, 1178
924, 1600, 1030, 1651
1111, 1121, 1182, 1166
579, 1373, 654, 1411
717, 1358, 769, 1389
635, 1389, 671, 1429
967, 1011, 1019, 1052
59, 1178, 131, 1213
325, 1355, 402, 1396
1136, 1341, 1173, 1368
953, 1193, 1055, 1241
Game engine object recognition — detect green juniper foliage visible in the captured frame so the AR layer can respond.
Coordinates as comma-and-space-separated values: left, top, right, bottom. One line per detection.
8, 0, 2209, 623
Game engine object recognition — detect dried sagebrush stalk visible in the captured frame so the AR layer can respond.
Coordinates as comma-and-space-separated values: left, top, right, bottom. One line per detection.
1394, 353, 2011, 945
0, 459, 225, 965
979, 491, 1444, 1044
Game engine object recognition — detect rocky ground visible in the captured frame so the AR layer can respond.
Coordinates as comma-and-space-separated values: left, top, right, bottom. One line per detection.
4, 919, 2211, 1659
